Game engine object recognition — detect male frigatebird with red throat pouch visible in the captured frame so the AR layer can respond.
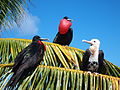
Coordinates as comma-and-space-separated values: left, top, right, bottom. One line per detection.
53, 16, 73, 46
5, 35, 49, 88
81, 39, 104, 74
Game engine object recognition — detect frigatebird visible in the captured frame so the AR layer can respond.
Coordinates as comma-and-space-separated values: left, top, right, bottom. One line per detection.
53, 16, 73, 46
5, 35, 48, 88
81, 39, 104, 73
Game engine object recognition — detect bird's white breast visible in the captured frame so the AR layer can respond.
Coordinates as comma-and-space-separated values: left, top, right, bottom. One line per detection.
89, 50, 99, 62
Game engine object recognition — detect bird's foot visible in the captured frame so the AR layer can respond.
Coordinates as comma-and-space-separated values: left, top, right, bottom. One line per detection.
73, 64, 78, 67
87, 71, 92, 74
93, 72, 99, 75
64, 45, 69, 47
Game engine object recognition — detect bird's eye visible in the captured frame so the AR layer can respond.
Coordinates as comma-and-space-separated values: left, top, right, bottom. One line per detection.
94, 41, 96, 42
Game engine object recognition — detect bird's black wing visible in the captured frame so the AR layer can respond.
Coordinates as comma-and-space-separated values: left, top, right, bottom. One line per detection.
53, 32, 60, 43
21, 42, 44, 65
8, 42, 44, 87
81, 49, 91, 71
53, 28, 73, 46
98, 50, 104, 73
66, 28, 73, 45
12, 43, 36, 72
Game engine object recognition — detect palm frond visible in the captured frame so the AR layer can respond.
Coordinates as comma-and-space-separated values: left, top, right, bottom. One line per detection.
0, 0, 30, 30
0, 38, 120, 89
0, 65, 120, 89
0, 38, 120, 77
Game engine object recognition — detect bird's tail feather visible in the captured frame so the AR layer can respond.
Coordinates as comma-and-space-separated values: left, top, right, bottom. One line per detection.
5, 71, 23, 89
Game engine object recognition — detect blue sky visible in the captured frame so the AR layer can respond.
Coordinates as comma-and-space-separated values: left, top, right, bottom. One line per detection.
1, 0, 120, 67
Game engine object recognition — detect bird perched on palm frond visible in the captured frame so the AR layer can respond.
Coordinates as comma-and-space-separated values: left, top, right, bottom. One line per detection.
81, 39, 105, 74
5, 35, 48, 88
53, 16, 73, 46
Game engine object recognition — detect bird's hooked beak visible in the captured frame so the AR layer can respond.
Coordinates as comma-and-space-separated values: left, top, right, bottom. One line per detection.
82, 40, 96, 54
82, 40, 94, 45
40, 38, 49, 41
67, 18, 73, 21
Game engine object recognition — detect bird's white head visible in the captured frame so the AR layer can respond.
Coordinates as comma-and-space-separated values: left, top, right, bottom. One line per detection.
82, 39, 100, 53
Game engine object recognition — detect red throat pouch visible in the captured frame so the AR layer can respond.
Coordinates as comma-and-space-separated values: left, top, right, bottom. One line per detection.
38, 41, 43, 45
38, 41, 46, 51
59, 19, 72, 34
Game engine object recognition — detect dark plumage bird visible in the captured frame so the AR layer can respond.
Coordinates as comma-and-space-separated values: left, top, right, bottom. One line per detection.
81, 39, 104, 73
5, 35, 48, 88
53, 16, 73, 46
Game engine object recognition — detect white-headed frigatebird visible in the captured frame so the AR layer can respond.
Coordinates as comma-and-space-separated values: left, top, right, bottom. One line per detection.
81, 39, 104, 74
53, 16, 73, 46
5, 35, 48, 88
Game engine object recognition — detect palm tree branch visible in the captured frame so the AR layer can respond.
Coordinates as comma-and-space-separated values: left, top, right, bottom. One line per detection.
0, 0, 30, 30
0, 38, 120, 78
0, 63, 120, 80
0, 64, 120, 89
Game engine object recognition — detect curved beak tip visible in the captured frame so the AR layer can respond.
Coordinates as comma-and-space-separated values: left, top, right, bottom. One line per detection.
45, 39, 49, 41
82, 40, 87, 42
67, 19, 73, 21
40, 38, 49, 41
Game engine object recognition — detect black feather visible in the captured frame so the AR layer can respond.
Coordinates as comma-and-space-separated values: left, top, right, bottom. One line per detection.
5, 36, 45, 88
81, 49, 104, 73
53, 28, 73, 46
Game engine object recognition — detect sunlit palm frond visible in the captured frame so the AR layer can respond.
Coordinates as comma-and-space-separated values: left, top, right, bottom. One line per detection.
0, 0, 30, 30
0, 64, 120, 89
0, 38, 120, 77
0, 38, 120, 89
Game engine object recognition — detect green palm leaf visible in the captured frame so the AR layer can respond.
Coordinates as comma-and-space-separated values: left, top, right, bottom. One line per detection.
0, 0, 30, 30
0, 38, 120, 89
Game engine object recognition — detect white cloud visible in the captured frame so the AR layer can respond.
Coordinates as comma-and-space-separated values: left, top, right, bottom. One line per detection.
17, 13, 40, 35
1, 13, 40, 38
